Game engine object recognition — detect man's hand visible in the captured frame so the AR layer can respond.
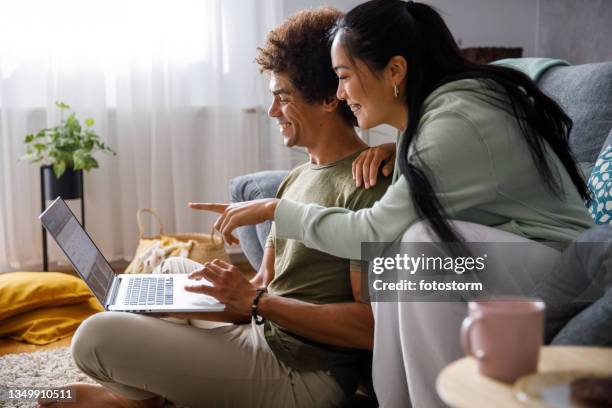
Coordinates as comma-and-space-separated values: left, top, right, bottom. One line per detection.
183, 259, 259, 318
352, 143, 396, 188
189, 199, 279, 245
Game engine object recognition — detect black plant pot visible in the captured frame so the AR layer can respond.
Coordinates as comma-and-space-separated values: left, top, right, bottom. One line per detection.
40, 164, 85, 271
40, 165, 83, 201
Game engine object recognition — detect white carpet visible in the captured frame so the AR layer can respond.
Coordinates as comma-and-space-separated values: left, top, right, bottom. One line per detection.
0, 347, 95, 407
0, 347, 183, 407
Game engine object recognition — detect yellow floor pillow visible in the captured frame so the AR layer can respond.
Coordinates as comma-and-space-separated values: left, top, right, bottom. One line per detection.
0, 297, 104, 344
0, 272, 95, 320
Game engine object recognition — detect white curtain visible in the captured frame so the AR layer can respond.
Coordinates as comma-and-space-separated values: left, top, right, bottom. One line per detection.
0, 0, 295, 271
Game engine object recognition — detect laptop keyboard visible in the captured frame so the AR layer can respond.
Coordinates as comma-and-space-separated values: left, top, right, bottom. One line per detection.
123, 276, 174, 306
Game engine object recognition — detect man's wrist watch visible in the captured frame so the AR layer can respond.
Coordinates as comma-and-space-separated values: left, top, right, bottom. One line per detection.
251, 288, 267, 325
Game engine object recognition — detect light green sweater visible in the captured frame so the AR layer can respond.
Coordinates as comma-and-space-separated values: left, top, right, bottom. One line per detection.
275, 79, 594, 259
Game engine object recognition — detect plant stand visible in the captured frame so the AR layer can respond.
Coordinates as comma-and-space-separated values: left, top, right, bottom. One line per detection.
40, 165, 85, 271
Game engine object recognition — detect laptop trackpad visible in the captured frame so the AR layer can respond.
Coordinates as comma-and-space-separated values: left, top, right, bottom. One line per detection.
175, 275, 219, 306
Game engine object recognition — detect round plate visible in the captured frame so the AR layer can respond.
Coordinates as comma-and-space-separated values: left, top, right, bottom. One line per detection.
513, 371, 610, 408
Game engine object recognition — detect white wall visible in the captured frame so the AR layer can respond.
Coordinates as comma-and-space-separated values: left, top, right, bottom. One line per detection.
283, 0, 538, 56
538, 0, 612, 63
283, 0, 612, 64
426, 0, 538, 56
279, 0, 610, 143
282, 0, 539, 143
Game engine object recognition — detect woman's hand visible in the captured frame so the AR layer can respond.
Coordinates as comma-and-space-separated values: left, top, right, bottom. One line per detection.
185, 259, 259, 317
189, 198, 279, 245
352, 143, 396, 188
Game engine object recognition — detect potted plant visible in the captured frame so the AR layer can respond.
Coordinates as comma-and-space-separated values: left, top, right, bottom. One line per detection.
20, 101, 116, 200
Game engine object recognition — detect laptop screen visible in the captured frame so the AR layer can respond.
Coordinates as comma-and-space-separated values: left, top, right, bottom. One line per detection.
39, 198, 114, 305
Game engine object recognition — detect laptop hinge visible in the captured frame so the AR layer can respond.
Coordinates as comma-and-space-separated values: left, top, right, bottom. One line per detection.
106, 275, 122, 308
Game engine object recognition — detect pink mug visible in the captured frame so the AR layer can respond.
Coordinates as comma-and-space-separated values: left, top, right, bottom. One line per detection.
460, 298, 545, 383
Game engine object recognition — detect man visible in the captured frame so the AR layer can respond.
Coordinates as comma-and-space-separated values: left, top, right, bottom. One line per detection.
44, 8, 390, 408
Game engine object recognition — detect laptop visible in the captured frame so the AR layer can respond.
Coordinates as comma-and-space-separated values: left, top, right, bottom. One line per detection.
39, 197, 225, 313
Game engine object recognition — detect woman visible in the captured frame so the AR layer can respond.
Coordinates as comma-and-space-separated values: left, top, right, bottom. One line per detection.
197, 1, 594, 406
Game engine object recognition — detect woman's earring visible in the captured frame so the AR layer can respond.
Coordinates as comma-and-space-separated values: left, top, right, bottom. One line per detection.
393, 84, 399, 98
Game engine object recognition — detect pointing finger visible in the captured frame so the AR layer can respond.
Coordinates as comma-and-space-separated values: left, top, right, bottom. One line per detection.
188, 203, 229, 213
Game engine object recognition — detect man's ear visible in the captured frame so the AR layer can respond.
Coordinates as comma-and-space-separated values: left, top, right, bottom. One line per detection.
322, 95, 339, 112
386, 55, 408, 87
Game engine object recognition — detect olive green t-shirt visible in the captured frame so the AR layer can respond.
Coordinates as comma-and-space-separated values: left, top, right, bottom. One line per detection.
263, 150, 391, 394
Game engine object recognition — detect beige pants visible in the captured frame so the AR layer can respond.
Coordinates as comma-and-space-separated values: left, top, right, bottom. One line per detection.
71, 283, 345, 407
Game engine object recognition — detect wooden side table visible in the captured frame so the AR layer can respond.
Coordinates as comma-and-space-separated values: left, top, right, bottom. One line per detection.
436, 346, 612, 407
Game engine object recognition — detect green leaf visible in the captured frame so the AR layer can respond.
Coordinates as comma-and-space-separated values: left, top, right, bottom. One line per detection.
49, 149, 71, 165
85, 129, 99, 139
24, 134, 34, 143
84, 118, 94, 127
34, 143, 46, 152
83, 156, 99, 170
20, 148, 43, 163
74, 149, 87, 158
55, 101, 70, 110
53, 161, 66, 178
19, 152, 34, 161
73, 157, 86, 170
83, 140, 94, 150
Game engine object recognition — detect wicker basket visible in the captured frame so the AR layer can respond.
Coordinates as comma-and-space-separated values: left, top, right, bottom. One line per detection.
124, 208, 229, 274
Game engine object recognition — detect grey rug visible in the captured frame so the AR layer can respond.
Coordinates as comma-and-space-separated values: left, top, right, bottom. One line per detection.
0, 347, 183, 407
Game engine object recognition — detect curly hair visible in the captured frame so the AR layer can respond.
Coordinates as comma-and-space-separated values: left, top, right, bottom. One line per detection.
255, 7, 356, 126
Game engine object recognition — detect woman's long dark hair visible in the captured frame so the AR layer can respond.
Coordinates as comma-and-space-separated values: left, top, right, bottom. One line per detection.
333, 0, 590, 243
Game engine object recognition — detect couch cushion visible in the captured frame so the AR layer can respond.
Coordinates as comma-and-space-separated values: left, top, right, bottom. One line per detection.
0, 272, 95, 321
538, 62, 612, 165
0, 297, 103, 345
588, 128, 612, 223
533, 225, 612, 345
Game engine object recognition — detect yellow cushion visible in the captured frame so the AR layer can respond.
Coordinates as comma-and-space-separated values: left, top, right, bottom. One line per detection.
0, 272, 95, 320
0, 297, 104, 344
